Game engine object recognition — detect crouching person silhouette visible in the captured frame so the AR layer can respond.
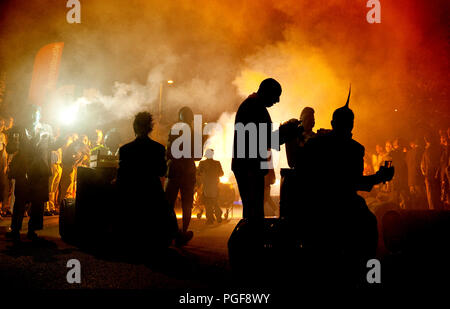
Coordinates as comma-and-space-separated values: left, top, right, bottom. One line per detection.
298, 87, 394, 286
116, 112, 178, 253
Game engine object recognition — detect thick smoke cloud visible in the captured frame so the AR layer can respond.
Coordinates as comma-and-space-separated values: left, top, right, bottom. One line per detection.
0, 0, 448, 149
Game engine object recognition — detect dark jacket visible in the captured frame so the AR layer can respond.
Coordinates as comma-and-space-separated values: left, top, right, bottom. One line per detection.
298, 131, 382, 255
117, 135, 167, 194
391, 148, 408, 190
306, 132, 375, 193
198, 159, 224, 198
421, 144, 440, 180
406, 146, 424, 187
166, 123, 202, 182
6, 125, 61, 201
117, 135, 177, 241
232, 94, 273, 174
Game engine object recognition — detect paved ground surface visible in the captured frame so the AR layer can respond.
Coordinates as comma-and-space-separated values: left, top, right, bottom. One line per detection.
2, 208, 449, 296
0, 215, 240, 290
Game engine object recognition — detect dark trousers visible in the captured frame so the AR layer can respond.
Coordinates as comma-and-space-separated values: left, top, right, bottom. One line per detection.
165, 176, 195, 232
234, 170, 265, 221
441, 169, 449, 204
11, 179, 44, 233
264, 187, 278, 217
233, 169, 266, 269
425, 177, 442, 210
204, 196, 222, 222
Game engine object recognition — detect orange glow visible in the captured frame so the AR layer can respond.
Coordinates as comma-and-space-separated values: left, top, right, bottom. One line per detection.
176, 213, 204, 219
0, 0, 447, 150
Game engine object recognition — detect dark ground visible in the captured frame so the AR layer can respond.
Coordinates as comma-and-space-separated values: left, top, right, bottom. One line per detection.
0, 215, 236, 289
1, 207, 449, 298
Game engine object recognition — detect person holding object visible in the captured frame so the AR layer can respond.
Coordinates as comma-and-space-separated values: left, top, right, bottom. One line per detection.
232, 78, 298, 223
297, 86, 394, 285
5, 104, 64, 242
285, 107, 316, 169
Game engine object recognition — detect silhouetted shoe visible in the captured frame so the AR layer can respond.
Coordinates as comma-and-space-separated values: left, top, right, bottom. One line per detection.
175, 231, 193, 247
44, 210, 53, 216
5, 231, 20, 241
27, 231, 39, 241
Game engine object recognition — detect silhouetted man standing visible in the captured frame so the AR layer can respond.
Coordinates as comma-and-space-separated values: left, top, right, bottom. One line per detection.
165, 106, 200, 244
197, 149, 224, 224
5, 105, 60, 242
392, 138, 409, 208
421, 132, 442, 210
232, 78, 281, 222
232, 78, 296, 222
229, 79, 297, 280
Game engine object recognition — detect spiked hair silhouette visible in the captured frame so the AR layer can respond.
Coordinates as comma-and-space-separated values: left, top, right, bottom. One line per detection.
331, 84, 354, 133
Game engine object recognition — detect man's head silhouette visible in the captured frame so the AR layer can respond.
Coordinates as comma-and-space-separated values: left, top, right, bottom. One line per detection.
133, 112, 154, 137
178, 106, 194, 124
385, 140, 393, 153
300, 107, 315, 133
331, 86, 353, 135
257, 78, 282, 107
204, 148, 214, 159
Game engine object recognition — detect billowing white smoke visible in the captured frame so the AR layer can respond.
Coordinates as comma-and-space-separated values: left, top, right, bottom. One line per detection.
203, 112, 236, 181
58, 46, 238, 127
84, 80, 159, 118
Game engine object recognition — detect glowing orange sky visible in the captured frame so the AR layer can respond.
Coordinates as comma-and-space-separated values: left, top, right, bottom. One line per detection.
0, 0, 448, 148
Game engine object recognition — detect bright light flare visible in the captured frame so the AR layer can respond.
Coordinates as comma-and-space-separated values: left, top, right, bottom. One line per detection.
58, 104, 79, 125
220, 176, 229, 183
167, 80, 174, 84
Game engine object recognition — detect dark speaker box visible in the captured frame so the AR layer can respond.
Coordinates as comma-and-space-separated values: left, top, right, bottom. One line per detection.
58, 167, 117, 244
59, 198, 77, 242
382, 210, 450, 254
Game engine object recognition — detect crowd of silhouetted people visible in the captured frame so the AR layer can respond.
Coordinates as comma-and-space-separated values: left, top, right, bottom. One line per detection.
364, 130, 450, 211
0, 104, 128, 241
0, 116, 120, 219
0, 104, 211, 247
1, 78, 448, 287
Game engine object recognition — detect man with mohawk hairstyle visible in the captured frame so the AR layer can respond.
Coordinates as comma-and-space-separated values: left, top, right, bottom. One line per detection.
298, 86, 394, 286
